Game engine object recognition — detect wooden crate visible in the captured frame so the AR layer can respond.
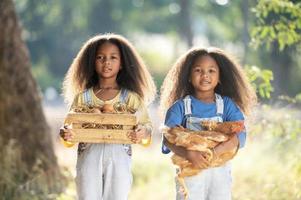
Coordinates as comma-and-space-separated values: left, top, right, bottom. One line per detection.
64, 113, 137, 144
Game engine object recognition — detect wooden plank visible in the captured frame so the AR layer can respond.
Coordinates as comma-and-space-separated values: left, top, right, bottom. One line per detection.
72, 123, 135, 130
68, 129, 134, 144
64, 113, 137, 125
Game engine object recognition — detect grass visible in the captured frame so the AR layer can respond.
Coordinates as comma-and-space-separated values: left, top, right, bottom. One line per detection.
8, 103, 300, 200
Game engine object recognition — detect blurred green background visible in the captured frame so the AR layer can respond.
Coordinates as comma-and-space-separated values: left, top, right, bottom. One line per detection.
14, 0, 301, 99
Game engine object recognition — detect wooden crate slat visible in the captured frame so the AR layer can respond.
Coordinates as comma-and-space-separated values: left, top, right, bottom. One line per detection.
70, 139, 133, 144
65, 113, 137, 125
72, 123, 135, 130
69, 129, 134, 144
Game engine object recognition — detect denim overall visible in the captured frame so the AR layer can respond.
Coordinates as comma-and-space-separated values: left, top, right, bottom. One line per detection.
76, 89, 132, 200
176, 94, 232, 200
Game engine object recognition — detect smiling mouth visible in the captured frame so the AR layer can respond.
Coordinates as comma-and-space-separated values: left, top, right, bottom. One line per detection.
200, 81, 211, 84
103, 67, 112, 72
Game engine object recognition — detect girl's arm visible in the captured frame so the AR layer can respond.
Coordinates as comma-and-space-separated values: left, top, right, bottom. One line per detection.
213, 135, 239, 158
128, 124, 152, 145
126, 92, 153, 146
164, 138, 210, 169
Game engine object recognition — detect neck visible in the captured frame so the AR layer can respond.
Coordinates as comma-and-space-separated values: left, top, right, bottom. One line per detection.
98, 78, 119, 89
194, 91, 215, 103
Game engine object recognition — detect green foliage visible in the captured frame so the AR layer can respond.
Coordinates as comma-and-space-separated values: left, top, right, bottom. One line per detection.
245, 65, 274, 99
193, 1, 249, 44
278, 93, 301, 104
251, 0, 301, 50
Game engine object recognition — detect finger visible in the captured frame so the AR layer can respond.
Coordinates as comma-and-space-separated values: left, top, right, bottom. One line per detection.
135, 128, 142, 132
126, 132, 131, 137
64, 133, 72, 140
64, 124, 72, 130
59, 129, 65, 137
127, 132, 135, 139
201, 156, 210, 166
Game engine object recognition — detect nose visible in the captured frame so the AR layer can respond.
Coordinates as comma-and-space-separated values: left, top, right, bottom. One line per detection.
103, 58, 111, 65
201, 71, 209, 78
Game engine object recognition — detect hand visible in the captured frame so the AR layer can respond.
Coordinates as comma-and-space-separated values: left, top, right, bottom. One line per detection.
186, 150, 210, 169
127, 124, 150, 144
59, 125, 74, 141
214, 135, 239, 157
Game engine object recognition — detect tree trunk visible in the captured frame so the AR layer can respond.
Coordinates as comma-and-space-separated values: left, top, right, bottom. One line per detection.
241, 0, 250, 65
179, 0, 193, 48
270, 42, 293, 97
0, 0, 65, 198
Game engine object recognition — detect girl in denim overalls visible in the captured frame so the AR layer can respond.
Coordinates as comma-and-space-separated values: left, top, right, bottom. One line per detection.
59, 34, 156, 200
160, 47, 256, 200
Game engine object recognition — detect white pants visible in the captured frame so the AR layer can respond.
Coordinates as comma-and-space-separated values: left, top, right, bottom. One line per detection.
76, 144, 132, 200
176, 163, 232, 200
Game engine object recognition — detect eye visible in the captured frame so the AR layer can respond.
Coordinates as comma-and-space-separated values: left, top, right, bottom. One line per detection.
209, 68, 216, 73
193, 68, 201, 72
96, 55, 104, 60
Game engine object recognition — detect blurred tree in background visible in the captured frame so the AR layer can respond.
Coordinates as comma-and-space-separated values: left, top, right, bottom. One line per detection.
251, 0, 301, 97
0, 0, 66, 198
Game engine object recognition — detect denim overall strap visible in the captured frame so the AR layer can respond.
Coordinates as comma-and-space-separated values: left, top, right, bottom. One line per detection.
183, 95, 192, 127
83, 89, 93, 106
215, 93, 224, 116
119, 88, 128, 103
183, 95, 192, 116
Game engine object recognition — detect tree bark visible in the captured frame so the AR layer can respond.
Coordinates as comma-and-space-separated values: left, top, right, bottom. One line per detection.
270, 42, 293, 97
241, 0, 250, 65
0, 0, 64, 197
179, 0, 193, 48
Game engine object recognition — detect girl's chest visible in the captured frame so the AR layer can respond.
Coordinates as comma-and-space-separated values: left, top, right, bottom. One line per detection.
190, 104, 219, 119
95, 90, 120, 101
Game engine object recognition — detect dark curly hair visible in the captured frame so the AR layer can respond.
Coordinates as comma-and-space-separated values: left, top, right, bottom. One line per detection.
160, 47, 257, 115
63, 33, 156, 105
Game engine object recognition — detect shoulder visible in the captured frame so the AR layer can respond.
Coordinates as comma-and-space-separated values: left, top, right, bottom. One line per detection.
222, 95, 239, 109
71, 88, 93, 107
126, 90, 144, 109
222, 95, 235, 105
164, 98, 185, 126
169, 99, 184, 110
167, 98, 185, 115
127, 90, 143, 103
221, 95, 244, 120
127, 90, 142, 100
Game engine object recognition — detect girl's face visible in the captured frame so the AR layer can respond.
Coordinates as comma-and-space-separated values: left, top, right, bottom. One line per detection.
95, 42, 121, 80
190, 55, 220, 94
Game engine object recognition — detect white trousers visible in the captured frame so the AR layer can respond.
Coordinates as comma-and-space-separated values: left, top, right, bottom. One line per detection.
176, 163, 232, 200
75, 144, 132, 200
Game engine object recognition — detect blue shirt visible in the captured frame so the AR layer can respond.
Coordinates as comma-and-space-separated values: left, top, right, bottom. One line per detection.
162, 95, 246, 154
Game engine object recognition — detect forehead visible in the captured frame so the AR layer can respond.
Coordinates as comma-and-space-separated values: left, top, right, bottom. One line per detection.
193, 55, 218, 68
97, 42, 120, 54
